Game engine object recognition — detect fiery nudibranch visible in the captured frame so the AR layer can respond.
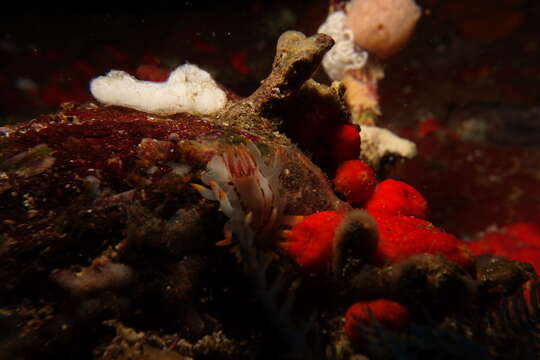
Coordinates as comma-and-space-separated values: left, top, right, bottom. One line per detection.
193, 141, 286, 246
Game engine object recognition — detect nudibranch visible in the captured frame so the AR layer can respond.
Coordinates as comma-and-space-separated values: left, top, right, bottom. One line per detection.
193, 141, 286, 245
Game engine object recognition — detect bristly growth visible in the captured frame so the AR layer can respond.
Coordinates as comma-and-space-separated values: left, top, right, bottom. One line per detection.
489, 279, 540, 359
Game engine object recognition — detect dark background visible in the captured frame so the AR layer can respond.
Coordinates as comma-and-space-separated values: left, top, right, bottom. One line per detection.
1, 0, 539, 125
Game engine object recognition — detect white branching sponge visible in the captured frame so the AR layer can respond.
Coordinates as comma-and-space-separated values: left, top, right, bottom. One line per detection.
317, 11, 368, 81
90, 64, 227, 115
360, 125, 417, 166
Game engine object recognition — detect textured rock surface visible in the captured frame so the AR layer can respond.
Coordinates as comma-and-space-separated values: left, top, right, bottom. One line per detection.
0, 31, 354, 360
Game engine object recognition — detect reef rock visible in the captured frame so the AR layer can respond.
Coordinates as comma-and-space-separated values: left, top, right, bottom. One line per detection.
0, 31, 363, 359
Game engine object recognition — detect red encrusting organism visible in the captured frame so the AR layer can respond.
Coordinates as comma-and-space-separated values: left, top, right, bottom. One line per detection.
468, 222, 540, 272
333, 159, 377, 206
505, 223, 540, 248
344, 299, 410, 347
332, 165, 472, 269
329, 124, 361, 167
370, 211, 473, 269
468, 230, 514, 257
281, 211, 345, 274
366, 179, 428, 219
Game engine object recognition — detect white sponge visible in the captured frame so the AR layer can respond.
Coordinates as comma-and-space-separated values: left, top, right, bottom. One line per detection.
90, 64, 227, 115
360, 125, 417, 166
318, 11, 368, 81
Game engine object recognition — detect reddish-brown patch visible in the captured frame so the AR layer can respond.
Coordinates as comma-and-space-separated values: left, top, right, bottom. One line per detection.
345, 299, 410, 347
389, 134, 540, 236
0, 103, 257, 245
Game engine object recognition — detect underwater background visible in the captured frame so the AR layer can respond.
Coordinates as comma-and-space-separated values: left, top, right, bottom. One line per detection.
1, 1, 540, 359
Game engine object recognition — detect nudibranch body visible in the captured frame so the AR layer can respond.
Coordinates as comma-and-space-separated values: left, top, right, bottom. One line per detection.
194, 141, 286, 245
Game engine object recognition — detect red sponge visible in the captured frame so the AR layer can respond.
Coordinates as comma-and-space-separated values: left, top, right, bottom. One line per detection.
469, 223, 540, 257
329, 124, 361, 167
281, 211, 345, 274
333, 160, 377, 206
366, 179, 428, 219
468, 222, 540, 273
371, 211, 473, 269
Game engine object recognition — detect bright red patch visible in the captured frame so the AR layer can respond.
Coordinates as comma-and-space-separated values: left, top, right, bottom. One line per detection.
282, 211, 344, 274
366, 179, 428, 219
371, 211, 473, 269
469, 223, 540, 272
329, 124, 361, 166
333, 160, 376, 206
